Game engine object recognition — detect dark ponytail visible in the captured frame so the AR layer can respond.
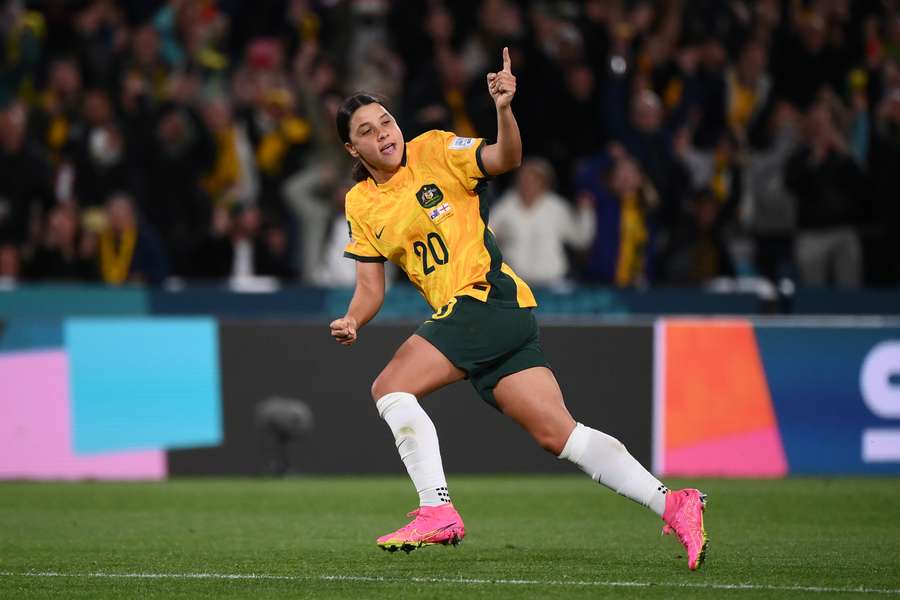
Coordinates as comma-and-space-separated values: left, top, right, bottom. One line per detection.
336, 92, 388, 182
350, 160, 370, 182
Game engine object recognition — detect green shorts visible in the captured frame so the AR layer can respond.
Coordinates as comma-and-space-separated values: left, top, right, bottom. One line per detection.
415, 296, 551, 409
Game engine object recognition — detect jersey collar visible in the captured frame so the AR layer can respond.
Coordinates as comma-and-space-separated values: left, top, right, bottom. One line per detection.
367, 145, 409, 194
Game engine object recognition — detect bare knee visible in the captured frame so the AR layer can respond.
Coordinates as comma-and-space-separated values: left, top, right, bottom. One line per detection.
371, 368, 410, 402
532, 425, 572, 456
370, 374, 391, 403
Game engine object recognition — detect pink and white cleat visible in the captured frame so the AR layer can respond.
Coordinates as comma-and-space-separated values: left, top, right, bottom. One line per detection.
376, 503, 466, 553
662, 488, 709, 570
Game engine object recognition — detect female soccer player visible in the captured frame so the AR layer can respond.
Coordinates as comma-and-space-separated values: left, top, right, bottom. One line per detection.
329, 48, 708, 570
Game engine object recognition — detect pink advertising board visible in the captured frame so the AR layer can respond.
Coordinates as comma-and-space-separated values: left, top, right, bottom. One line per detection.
0, 351, 166, 480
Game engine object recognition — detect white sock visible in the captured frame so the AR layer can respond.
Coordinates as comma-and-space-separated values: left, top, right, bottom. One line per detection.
559, 422, 668, 516
376, 392, 451, 507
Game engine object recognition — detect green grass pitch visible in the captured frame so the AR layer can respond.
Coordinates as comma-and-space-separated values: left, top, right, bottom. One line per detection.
1, 476, 899, 598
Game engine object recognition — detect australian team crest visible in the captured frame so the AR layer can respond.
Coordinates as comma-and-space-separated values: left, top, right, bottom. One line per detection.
416, 183, 443, 208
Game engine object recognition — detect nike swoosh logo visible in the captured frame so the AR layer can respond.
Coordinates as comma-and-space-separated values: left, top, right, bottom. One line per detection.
375, 226, 385, 239
407, 523, 458, 540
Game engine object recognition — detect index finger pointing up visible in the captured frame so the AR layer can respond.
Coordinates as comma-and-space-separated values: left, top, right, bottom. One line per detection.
502, 46, 512, 73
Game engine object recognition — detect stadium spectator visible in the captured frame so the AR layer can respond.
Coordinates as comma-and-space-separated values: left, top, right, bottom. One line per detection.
0, 101, 53, 246
0, 0, 44, 106
70, 88, 133, 208
560, 63, 605, 164
118, 24, 169, 110
141, 96, 215, 272
310, 183, 358, 288
662, 187, 736, 285
771, 8, 845, 111
406, 46, 484, 141
0, 0, 896, 290
160, 0, 229, 78
606, 87, 690, 230
70, 0, 126, 88
196, 203, 293, 281
26, 204, 97, 281
29, 57, 83, 162
679, 129, 741, 228
576, 152, 657, 287
870, 87, 900, 284
687, 36, 729, 150
98, 192, 167, 285
785, 100, 865, 288
490, 158, 595, 287
281, 81, 350, 282
242, 83, 312, 221
742, 103, 800, 283
726, 40, 771, 147
0, 241, 20, 284
285, 160, 342, 285
200, 95, 258, 209
613, 89, 671, 184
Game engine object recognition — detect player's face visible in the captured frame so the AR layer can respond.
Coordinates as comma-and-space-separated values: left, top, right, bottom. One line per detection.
346, 103, 405, 173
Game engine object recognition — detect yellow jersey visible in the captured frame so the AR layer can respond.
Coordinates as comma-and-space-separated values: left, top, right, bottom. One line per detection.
343, 129, 536, 311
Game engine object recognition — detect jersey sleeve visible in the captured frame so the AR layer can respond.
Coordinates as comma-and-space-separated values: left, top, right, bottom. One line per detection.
434, 130, 490, 191
342, 195, 386, 263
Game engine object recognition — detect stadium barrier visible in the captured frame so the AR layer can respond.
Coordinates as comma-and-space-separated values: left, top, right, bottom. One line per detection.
2, 284, 899, 320
0, 283, 765, 319
1, 317, 220, 480
2, 285, 899, 479
654, 318, 900, 476
1, 319, 653, 478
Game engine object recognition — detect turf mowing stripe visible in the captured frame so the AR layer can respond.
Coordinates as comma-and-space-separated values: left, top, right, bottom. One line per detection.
1, 571, 899, 595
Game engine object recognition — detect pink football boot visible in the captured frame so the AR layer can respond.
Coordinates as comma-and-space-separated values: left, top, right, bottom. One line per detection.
662, 488, 709, 570
376, 503, 466, 553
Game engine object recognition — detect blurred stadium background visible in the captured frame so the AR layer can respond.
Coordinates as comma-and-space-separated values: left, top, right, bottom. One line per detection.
2, 0, 900, 596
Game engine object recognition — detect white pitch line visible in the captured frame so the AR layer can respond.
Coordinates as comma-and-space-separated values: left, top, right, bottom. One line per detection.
1, 571, 899, 595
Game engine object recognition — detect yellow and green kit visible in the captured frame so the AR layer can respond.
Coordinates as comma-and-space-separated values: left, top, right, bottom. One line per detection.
343, 129, 550, 405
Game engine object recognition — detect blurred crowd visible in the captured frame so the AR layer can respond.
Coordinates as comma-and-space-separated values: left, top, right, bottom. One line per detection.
0, 0, 898, 289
